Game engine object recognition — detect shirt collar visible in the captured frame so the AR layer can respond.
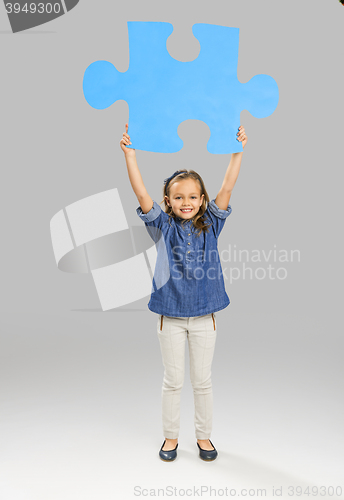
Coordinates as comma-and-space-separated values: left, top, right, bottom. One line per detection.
176, 216, 194, 224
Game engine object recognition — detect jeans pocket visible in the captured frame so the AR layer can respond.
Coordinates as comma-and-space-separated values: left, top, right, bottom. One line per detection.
158, 314, 164, 332
211, 313, 216, 331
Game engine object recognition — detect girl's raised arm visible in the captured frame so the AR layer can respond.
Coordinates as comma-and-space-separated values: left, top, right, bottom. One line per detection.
215, 125, 247, 210
120, 123, 153, 214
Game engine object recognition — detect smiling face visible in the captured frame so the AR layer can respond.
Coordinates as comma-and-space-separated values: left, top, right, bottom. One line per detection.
165, 178, 204, 220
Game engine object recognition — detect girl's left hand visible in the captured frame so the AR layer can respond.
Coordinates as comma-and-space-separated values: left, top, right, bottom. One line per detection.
237, 125, 247, 149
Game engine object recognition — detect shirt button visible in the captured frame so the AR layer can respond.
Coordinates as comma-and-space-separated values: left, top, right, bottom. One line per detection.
187, 251, 190, 253
188, 242, 191, 245
188, 233, 191, 236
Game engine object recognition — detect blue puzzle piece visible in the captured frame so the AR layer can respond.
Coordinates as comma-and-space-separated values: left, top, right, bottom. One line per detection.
83, 22, 279, 154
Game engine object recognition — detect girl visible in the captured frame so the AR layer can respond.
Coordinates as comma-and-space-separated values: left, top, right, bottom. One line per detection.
120, 123, 247, 462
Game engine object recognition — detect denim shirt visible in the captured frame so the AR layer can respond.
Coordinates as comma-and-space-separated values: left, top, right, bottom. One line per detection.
136, 199, 232, 317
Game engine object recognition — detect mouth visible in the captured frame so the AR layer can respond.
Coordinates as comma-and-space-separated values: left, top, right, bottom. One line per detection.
180, 209, 193, 213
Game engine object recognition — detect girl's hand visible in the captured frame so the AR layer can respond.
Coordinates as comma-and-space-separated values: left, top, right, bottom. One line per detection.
236, 125, 247, 149
120, 123, 135, 155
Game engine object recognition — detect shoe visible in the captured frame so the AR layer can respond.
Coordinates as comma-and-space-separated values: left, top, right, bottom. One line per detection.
197, 439, 218, 461
159, 440, 178, 461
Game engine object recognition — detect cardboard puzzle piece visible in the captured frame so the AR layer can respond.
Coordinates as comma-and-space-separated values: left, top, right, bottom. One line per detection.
83, 22, 279, 154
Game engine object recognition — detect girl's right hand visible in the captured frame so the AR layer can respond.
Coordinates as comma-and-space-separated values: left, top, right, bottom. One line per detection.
120, 123, 135, 155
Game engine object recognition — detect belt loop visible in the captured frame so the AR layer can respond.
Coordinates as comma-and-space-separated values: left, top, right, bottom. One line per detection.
212, 313, 216, 331
160, 315, 164, 331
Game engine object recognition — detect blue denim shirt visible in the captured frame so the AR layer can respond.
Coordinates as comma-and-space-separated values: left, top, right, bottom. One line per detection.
136, 199, 232, 317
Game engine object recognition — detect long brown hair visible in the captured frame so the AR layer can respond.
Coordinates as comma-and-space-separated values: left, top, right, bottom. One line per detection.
160, 170, 212, 237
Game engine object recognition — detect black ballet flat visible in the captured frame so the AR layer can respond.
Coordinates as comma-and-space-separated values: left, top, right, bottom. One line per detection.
197, 439, 218, 461
159, 440, 178, 461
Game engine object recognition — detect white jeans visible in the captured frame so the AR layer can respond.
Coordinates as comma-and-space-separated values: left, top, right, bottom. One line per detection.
156, 313, 217, 440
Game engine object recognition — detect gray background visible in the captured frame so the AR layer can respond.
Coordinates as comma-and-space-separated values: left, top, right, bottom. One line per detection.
1, 1, 343, 499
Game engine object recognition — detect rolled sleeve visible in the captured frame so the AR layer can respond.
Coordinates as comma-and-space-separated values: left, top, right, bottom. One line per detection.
208, 199, 232, 219
136, 200, 162, 223
206, 199, 232, 239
